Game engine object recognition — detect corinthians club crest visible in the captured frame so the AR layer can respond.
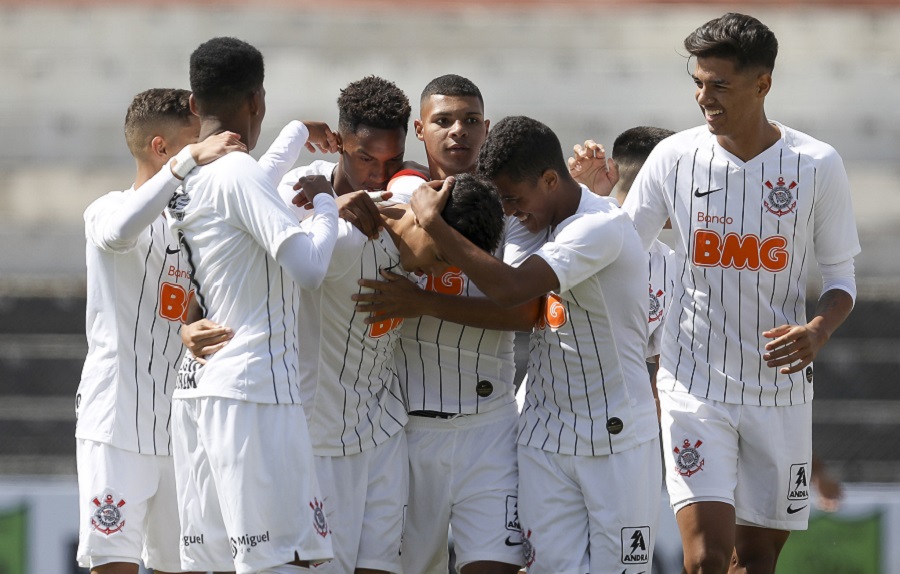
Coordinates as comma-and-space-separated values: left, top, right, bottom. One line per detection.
649, 286, 664, 322
310, 498, 329, 538
763, 176, 798, 217
91, 494, 126, 535
674, 439, 705, 477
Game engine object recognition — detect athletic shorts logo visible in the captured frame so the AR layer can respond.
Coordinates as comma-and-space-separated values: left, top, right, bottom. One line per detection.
674, 439, 704, 477
230, 530, 270, 557
505, 495, 521, 532
310, 498, 329, 538
787, 504, 807, 515
787, 463, 810, 500
90, 493, 126, 535
621, 526, 650, 564
522, 529, 536, 567
763, 177, 798, 217
648, 286, 664, 323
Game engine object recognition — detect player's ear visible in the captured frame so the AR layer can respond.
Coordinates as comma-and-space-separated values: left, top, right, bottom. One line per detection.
541, 168, 559, 191
414, 119, 425, 142
189, 94, 200, 116
248, 89, 261, 116
149, 135, 167, 160
756, 72, 772, 98
334, 132, 343, 153
483, 118, 490, 133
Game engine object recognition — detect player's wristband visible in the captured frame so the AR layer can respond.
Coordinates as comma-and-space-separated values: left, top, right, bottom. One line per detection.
170, 146, 198, 180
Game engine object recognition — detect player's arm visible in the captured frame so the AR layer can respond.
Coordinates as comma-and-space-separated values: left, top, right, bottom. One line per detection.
257, 121, 338, 187
274, 175, 340, 290
763, 259, 856, 374
89, 132, 243, 251
353, 269, 540, 330
621, 149, 670, 250
412, 179, 559, 308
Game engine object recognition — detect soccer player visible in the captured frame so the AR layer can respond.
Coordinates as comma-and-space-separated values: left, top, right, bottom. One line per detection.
75, 88, 244, 574
167, 37, 340, 574
408, 116, 662, 574
568, 126, 677, 396
298, 172, 505, 574
375, 74, 531, 574
621, 13, 860, 573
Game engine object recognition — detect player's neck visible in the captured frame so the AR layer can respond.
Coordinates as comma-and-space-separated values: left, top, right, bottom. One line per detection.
552, 179, 585, 227
379, 205, 412, 247
332, 162, 356, 197
717, 118, 781, 163
429, 162, 474, 181
133, 159, 164, 190
198, 118, 249, 152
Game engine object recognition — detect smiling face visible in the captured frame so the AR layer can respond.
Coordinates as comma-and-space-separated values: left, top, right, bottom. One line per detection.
415, 94, 489, 179
493, 170, 558, 234
338, 125, 406, 192
693, 56, 769, 142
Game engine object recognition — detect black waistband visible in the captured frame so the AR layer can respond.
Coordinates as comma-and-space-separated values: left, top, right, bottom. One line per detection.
408, 410, 459, 419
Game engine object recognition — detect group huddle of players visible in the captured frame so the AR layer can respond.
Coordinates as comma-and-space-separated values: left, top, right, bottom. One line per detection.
74, 11, 860, 574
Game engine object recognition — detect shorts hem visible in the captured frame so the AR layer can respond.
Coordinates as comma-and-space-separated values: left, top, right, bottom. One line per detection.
77, 555, 142, 569
670, 493, 735, 513
356, 558, 401, 572
736, 511, 808, 532
180, 558, 236, 572
455, 552, 525, 570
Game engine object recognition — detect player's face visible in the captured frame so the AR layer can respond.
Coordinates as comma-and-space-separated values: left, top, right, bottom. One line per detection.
693, 56, 769, 140
398, 224, 451, 277
339, 126, 406, 191
416, 95, 488, 178
493, 172, 555, 233
166, 116, 201, 160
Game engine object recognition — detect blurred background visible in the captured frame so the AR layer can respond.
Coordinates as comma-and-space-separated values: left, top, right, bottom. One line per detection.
1, 0, 898, 572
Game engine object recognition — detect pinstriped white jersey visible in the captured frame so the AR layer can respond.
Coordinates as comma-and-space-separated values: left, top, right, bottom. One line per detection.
389, 179, 517, 415
624, 123, 861, 406
647, 239, 676, 359
516, 188, 659, 456
167, 152, 336, 404
297, 219, 408, 457
77, 195, 191, 455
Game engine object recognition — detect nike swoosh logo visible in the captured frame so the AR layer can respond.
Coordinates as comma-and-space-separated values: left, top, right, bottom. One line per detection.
787, 504, 807, 514
694, 187, 723, 198
504, 536, 523, 547
166, 245, 180, 255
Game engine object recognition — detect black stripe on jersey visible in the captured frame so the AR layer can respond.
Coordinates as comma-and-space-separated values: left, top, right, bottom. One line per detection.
672, 155, 690, 389
434, 318, 446, 411
473, 328, 487, 414
569, 291, 605, 455
701, 148, 716, 398
548, 315, 574, 452
738, 170, 747, 398
764, 160, 781, 405
793, 161, 816, 404
178, 231, 208, 317
277, 266, 296, 405
682, 149, 701, 395
263, 257, 280, 404
132, 224, 155, 453
719, 162, 731, 402
337, 245, 369, 455
755, 165, 765, 406
149, 222, 167, 455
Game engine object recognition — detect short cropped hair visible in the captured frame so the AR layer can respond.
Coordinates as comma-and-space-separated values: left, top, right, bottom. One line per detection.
684, 13, 778, 73
338, 76, 411, 135
124, 88, 194, 157
476, 116, 568, 184
420, 74, 484, 106
612, 126, 676, 171
189, 37, 264, 114
442, 173, 504, 254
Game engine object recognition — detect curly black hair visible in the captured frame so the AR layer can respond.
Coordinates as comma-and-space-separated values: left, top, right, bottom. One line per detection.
337, 76, 411, 135
441, 173, 504, 254
420, 74, 483, 106
124, 88, 193, 157
684, 13, 778, 73
189, 37, 264, 114
476, 116, 568, 184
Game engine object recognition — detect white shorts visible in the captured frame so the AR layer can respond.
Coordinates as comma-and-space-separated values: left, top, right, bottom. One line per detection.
517, 439, 661, 574
76, 439, 182, 572
313, 429, 408, 574
402, 403, 523, 574
659, 389, 813, 531
172, 397, 333, 574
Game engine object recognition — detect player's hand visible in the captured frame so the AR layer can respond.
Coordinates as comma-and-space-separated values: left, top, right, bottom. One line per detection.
302, 121, 339, 154
292, 174, 335, 206
353, 269, 426, 321
181, 319, 234, 364
338, 190, 392, 239
189, 131, 246, 165
410, 177, 454, 230
762, 322, 829, 375
567, 139, 618, 197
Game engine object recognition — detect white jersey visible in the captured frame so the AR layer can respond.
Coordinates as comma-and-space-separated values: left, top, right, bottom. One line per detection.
389, 180, 516, 415
516, 187, 658, 456
647, 239, 676, 359
623, 122, 861, 406
167, 152, 337, 404
77, 191, 190, 455
297, 220, 408, 457
278, 160, 338, 221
